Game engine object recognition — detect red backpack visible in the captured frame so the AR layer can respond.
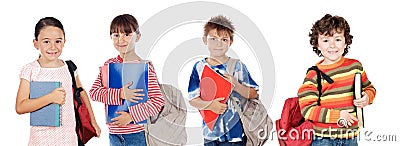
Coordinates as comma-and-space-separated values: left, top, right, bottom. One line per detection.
66, 60, 97, 145
275, 66, 333, 146
275, 97, 313, 146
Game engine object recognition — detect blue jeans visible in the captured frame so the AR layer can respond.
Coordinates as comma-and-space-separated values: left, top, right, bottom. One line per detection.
109, 131, 146, 146
312, 136, 357, 146
204, 139, 244, 146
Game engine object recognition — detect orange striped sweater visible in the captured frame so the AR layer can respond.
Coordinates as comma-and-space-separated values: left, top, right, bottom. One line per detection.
298, 57, 376, 138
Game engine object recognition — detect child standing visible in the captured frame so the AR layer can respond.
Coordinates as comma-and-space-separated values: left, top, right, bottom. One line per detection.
188, 15, 259, 146
15, 17, 101, 145
298, 14, 376, 146
89, 14, 165, 146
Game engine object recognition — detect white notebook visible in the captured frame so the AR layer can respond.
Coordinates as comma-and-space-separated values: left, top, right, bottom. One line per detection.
354, 73, 364, 127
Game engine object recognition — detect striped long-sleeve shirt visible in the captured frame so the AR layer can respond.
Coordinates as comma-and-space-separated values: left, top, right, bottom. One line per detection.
298, 57, 376, 138
89, 56, 165, 134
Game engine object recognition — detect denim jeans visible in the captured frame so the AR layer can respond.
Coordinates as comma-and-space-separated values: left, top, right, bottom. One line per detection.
312, 136, 358, 146
204, 139, 245, 146
109, 131, 146, 146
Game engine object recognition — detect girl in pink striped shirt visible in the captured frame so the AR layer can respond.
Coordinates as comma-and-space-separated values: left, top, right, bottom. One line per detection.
15, 17, 101, 146
89, 14, 165, 146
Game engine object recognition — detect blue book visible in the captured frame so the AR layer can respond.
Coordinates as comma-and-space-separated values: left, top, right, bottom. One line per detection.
107, 61, 149, 124
30, 81, 61, 127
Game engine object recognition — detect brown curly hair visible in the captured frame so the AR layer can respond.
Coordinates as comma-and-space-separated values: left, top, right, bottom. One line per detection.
309, 14, 353, 56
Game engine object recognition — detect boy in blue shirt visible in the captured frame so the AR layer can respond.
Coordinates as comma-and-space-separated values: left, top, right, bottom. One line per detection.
188, 15, 259, 146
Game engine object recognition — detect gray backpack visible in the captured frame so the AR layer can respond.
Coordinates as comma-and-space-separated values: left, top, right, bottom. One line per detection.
145, 84, 187, 145
227, 58, 273, 146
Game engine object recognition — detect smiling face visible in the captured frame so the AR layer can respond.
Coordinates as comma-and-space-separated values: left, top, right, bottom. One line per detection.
203, 29, 232, 58
109, 14, 141, 59
111, 31, 139, 56
317, 31, 346, 65
33, 26, 65, 62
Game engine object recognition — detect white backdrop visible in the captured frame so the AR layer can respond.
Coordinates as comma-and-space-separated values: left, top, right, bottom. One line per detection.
1, 0, 399, 145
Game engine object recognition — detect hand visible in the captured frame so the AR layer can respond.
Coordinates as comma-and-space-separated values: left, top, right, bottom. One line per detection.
50, 87, 66, 105
354, 92, 369, 108
208, 98, 227, 114
339, 109, 358, 128
120, 81, 144, 103
90, 121, 101, 137
111, 111, 133, 126
223, 74, 240, 87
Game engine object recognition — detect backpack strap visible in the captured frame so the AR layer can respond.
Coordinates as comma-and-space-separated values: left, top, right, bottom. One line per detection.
225, 58, 244, 115
65, 60, 84, 107
65, 60, 86, 146
226, 58, 239, 76
306, 66, 334, 105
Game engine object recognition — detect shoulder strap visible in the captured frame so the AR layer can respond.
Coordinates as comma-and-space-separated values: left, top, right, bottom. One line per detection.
226, 58, 244, 114
65, 60, 77, 88
65, 60, 84, 106
306, 66, 334, 105
226, 58, 239, 76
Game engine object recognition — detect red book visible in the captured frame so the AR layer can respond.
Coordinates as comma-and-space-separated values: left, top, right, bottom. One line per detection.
199, 65, 234, 130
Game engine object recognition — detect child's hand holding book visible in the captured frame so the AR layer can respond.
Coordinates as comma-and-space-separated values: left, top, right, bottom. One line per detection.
120, 81, 144, 103
111, 111, 133, 126
49, 87, 66, 105
208, 97, 227, 114
353, 92, 369, 108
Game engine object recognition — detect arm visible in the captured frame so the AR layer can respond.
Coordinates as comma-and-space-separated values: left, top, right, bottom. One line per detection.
15, 79, 65, 114
234, 84, 258, 99
224, 74, 258, 99
187, 61, 227, 114
76, 75, 101, 137
89, 71, 123, 105
361, 70, 376, 104
298, 73, 342, 124
353, 69, 376, 107
189, 97, 227, 114
224, 61, 259, 99
127, 65, 166, 123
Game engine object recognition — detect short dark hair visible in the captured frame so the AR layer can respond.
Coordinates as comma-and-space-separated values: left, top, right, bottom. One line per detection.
34, 17, 65, 41
110, 14, 139, 35
309, 14, 353, 56
204, 15, 235, 40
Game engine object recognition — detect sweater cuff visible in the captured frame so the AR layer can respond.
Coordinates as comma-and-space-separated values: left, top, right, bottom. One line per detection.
328, 110, 341, 123
365, 90, 375, 104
